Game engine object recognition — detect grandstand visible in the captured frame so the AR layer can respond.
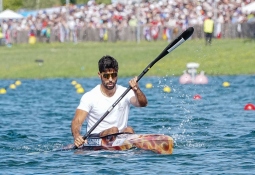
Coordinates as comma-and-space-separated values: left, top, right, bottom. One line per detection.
0, 0, 254, 44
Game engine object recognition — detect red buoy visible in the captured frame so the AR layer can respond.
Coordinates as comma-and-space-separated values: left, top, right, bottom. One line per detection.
193, 94, 201, 100
244, 103, 255, 110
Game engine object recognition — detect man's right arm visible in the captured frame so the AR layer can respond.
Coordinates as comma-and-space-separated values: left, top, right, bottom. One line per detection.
71, 109, 88, 147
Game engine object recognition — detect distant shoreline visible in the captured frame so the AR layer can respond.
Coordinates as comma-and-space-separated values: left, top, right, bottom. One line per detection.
0, 39, 254, 79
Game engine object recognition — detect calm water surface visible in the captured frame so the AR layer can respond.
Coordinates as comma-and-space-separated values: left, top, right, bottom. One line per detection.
1, 76, 255, 174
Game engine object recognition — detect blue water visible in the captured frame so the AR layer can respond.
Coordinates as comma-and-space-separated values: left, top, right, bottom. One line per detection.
1, 76, 255, 174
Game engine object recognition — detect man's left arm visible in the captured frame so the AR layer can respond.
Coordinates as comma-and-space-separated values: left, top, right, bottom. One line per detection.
129, 77, 148, 107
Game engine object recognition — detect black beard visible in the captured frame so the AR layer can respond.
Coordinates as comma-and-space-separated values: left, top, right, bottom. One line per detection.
101, 79, 117, 90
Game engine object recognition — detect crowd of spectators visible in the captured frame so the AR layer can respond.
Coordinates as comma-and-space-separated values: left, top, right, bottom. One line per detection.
0, 0, 255, 45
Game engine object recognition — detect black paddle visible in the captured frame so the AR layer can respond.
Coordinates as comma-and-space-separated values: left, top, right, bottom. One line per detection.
73, 27, 194, 149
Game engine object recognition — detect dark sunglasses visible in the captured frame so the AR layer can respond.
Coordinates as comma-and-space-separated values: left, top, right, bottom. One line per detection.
102, 72, 118, 79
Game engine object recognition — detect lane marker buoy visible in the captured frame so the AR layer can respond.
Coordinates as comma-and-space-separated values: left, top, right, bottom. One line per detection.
9, 84, 16, 89
244, 103, 255, 110
163, 86, 171, 93
223, 82, 230, 87
193, 94, 202, 100
145, 83, 153, 89
15, 80, 22, 86
76, 87, 85, 94
0, 88, 7, 94
75, 83, 82, 89
71, 80, 77, 85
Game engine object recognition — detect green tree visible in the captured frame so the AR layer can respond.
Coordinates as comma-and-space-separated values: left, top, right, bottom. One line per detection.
76, 0, 89, 5
2, 0, 112, 11
3, 0, 60, 11
22, 0, 60, 10
60, 0, 77, 5
95, 0, 111, 4
3, 0, 23, 11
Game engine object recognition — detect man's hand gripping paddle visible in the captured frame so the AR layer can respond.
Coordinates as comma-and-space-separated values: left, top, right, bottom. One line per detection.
73, 27, 194, 149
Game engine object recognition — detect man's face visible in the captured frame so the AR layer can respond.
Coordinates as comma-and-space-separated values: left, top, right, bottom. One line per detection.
99, 69, 118, 90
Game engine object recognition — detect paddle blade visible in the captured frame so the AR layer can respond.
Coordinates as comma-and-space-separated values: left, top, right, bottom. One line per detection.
137, 27, 194, 81
153, 27, 194, 64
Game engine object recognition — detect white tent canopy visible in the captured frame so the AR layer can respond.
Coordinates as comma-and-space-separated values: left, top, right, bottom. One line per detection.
242, 2, 255, 14
0, 9, 24, 19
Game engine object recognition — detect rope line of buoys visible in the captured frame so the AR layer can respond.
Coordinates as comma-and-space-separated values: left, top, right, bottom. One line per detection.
71, 80, 85, 94
0, 80, 22, 95
145, 83, 172, 93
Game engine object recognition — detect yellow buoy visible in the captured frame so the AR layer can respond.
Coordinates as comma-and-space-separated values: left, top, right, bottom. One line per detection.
0, 88, 7, 94
15, 80, 22, 86
71, 80, 77, 85
75, 83, 82, 89
76, 87, 85, 94
163, 86, 171, 93
145, 83, 153, 89
9, 84, 16, 89
222, 82, 230, 87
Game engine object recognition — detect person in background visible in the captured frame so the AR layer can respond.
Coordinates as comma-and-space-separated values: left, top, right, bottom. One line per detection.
46, 24, 51, 43
203, 15, 214, 45
0, 25, 4, 46
71, 55, 148, 147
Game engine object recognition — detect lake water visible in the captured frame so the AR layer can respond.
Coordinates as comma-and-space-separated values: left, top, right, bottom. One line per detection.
1, 75, 255, 174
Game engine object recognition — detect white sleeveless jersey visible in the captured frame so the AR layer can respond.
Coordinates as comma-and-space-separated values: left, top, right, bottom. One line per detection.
77, 84, 135, 134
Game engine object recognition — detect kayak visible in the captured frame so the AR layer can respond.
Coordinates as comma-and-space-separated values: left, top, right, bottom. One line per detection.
62, 133, 174, 154
63, 133, 173, 154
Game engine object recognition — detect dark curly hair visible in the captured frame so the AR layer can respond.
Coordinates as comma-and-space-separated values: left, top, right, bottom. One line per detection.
98, 55, 119, 73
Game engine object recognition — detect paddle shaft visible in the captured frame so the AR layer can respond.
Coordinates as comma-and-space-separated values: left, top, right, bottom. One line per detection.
74, 27, 194, 149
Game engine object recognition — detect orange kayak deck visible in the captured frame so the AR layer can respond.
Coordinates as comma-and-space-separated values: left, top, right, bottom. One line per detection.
64, 134, 174, 154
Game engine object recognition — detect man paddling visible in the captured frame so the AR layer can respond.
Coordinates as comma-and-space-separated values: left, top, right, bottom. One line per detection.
71, 55, 148, 148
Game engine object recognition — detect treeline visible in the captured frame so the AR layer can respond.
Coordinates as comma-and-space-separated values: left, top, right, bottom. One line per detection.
3, 0, 112, 11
